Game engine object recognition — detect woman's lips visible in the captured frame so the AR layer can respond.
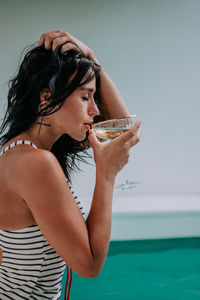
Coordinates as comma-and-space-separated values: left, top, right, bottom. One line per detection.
84, 122, 93, 130
84, 123, 92, 130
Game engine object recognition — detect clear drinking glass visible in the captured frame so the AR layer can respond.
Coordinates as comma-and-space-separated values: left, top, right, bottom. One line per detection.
92, 115, 137, 140
92, 115, 140, 190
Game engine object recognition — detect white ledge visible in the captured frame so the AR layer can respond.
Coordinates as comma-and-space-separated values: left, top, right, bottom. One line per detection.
81, 195, 200, 241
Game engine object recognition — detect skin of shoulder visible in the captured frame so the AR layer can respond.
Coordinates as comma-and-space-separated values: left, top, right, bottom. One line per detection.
12, 149, 98, 278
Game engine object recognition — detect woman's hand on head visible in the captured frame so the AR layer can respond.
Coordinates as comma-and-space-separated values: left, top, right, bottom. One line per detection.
88, 120, 141, 180
38, 30, 99, 63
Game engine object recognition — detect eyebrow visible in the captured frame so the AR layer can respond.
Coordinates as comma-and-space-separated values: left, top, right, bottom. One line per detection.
80, 87, 95, 93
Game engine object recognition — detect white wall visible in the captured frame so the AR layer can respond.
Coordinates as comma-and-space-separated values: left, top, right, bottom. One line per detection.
0, 0, 199, 198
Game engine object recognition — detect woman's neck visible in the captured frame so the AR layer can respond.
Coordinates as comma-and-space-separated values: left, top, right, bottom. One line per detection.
20, 117, 62, 151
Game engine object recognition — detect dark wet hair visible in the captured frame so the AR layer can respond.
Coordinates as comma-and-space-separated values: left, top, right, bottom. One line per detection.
0, 45, 102, 182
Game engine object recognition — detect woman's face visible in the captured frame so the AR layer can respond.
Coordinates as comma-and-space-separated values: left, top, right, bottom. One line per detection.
52, 76, 99, 141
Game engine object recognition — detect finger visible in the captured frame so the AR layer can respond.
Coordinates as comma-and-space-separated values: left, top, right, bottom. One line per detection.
39, 31, 68, 50
127, 127, 141, 147
60, 43, 80, 54
127, 120, 141, 144
38, 33, 45, 46
130, 120, 141, 132
117, 120, 141, 144
52, 36, 72, 51
88, 129, 101, 149
44, 32, 66, 50
38, 31, 58, 47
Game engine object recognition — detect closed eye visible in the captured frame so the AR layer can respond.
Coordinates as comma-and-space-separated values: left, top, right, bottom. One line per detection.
82, 96, 89, 101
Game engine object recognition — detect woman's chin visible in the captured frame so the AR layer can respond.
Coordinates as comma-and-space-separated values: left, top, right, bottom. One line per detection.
74, 131, 89, 142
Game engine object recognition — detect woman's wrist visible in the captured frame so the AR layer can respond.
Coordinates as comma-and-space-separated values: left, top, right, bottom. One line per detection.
96, 168, 116, 185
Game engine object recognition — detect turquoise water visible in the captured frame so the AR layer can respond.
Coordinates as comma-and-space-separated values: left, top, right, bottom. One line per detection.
61, 238, 200, 300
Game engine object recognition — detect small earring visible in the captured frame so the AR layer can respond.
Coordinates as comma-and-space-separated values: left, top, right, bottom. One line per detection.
38, 101, 48, 112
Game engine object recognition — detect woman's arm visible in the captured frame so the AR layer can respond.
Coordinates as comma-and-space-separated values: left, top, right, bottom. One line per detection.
89, 51, 129, 120
38, 30, 130, 120
96, 69, 129, 120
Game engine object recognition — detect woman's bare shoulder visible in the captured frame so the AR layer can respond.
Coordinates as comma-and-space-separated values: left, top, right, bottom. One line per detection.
12, 147, 65, 192
18, 147, 60, 170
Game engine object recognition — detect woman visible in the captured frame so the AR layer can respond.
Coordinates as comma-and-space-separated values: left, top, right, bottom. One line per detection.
0, 30, 141, 299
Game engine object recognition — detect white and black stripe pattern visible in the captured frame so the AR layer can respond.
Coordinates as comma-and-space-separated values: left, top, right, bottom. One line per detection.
67, 181, 85, 218
0, 225, 66, 299
0, 140, 38, 156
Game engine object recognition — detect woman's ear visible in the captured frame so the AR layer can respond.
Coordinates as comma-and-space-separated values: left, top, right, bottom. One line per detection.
40, 88, 51, 103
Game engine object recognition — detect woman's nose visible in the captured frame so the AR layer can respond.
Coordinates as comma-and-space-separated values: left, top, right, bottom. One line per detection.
88, 99, 99, 117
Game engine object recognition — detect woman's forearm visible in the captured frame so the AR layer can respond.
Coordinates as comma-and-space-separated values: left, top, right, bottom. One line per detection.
90, 52, 129, 120
85, 172, 115, 274
99, 69, 130, 120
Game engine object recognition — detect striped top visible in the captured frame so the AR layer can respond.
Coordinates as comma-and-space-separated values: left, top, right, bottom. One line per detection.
0, 140, 38, 156
0, 140, 85, 299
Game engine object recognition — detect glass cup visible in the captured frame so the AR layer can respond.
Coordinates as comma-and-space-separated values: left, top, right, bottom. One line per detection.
92, 115, 137, 140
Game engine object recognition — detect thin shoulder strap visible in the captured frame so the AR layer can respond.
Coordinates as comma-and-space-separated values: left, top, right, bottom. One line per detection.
0, 140, 38, 156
